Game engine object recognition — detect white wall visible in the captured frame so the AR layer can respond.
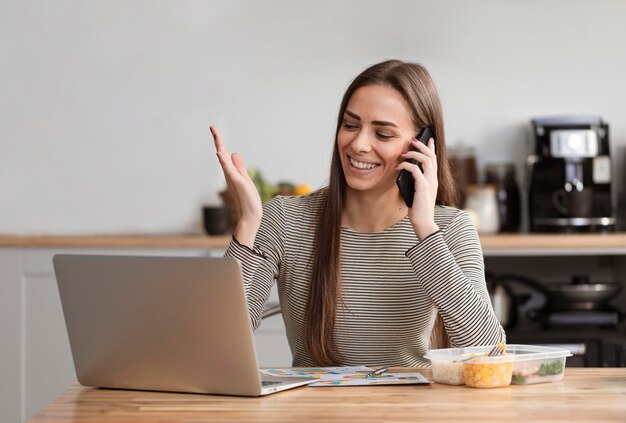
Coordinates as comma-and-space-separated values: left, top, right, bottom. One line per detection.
2, 0, 625, 234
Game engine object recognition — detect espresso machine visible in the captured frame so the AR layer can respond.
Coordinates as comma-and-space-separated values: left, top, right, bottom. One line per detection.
527, 116, 615, 232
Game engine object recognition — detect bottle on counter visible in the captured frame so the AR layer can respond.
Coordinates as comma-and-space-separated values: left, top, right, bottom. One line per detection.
485, 163, 521, 233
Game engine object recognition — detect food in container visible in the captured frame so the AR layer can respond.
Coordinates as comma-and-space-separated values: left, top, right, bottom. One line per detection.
429, 358, 466, 385
463, 358, 513, 388
425, 343, 507, 386
425, 344, 572, 387
424, 348, 470, 385
508, 345, 571, 385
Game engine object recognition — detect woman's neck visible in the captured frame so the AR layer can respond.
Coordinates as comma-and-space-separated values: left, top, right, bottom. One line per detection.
342, 188, 408, 232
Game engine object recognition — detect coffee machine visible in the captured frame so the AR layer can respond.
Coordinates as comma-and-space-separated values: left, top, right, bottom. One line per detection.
527, 116, 615, 232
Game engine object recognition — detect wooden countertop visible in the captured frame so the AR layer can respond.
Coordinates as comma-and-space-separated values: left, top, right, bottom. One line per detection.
0, 234, 233, 249
29, 368, 626, 422
2, 233, 626, 255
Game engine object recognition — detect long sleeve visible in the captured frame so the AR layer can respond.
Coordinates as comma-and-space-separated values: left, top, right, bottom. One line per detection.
224, 196, 286, 330
405, 210, 505, 347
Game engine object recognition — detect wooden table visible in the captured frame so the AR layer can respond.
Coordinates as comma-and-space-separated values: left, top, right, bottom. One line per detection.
29, 368, 626, 422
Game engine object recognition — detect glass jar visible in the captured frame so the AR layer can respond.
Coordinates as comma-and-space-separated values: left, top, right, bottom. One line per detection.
485, 163, 521, 233
464, 184, 500, 234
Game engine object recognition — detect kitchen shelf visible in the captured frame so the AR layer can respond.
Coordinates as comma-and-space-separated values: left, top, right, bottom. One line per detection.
1, 233, 626, 256
480, 233, 626, 256
0, 235, 233, 249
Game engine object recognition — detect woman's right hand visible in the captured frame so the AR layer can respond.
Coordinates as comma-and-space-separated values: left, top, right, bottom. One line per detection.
211, 126, 262, 248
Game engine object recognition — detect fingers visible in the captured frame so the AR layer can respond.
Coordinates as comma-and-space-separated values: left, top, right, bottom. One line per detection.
404, 137, 437, 175
215, 147, 237, 175
211, 126, 244, 177
210, 126, 229, 156
231, 152, 247, 175
209, 126, 263, 225
413, 137, 436, 158
396, 161, 424, 182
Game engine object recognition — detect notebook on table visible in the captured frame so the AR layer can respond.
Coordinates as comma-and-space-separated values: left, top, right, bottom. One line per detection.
53, 254, 313, 396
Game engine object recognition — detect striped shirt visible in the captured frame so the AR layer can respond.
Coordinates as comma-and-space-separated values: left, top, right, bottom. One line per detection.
225, 188, 505, 367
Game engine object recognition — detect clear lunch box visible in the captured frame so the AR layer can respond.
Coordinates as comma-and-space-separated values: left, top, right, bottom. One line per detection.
425, 344, 572, 387
507, 344, 572, 385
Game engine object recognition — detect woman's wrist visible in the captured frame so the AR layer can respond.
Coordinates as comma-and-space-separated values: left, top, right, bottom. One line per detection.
233, 218, 262, 249
412, 220, 440, 241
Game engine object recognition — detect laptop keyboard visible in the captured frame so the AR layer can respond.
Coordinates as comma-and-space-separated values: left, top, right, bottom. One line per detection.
261, 380, 283, 387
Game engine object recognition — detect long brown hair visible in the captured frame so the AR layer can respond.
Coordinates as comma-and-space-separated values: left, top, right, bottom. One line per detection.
306, 60, 456, 365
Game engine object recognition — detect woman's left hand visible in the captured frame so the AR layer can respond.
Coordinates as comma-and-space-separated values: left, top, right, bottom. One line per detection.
396, 137, 440, 240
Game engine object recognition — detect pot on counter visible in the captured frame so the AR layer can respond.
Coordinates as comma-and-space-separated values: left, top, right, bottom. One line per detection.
543, 274, 622, 311
492, 273, 623, 316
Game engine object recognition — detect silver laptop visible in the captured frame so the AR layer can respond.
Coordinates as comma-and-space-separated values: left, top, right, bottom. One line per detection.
53, 254, 313, 396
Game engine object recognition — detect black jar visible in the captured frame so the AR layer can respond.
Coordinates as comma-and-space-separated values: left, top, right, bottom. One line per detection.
485, 163, 521, 232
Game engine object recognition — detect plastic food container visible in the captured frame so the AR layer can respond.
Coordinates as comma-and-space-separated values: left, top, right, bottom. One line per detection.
424, 345, 510, 386
424, 349, 466, 385
425, 344, 572, 387
463, 357, 514, 388
508, 344, 572, 385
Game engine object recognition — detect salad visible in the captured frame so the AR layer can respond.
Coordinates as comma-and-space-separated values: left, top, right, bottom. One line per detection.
512, 359, 565, 385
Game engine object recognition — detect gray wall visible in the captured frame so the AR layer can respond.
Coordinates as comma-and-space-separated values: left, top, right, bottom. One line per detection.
2, 0, 625, 234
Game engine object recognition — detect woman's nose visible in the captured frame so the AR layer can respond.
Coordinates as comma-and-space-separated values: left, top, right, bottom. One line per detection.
351, 131, 372, 153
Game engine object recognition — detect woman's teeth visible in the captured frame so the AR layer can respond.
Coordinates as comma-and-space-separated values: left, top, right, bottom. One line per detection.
350, 157, 378, 170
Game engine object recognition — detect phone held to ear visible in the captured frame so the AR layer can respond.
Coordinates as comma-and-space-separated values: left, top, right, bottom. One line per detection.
396, 127, 434, 208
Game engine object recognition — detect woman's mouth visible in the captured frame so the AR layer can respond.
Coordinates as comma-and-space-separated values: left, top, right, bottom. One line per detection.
348, 156, 381, 171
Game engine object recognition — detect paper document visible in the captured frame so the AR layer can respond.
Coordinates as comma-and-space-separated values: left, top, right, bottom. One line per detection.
259, 366, 429, 387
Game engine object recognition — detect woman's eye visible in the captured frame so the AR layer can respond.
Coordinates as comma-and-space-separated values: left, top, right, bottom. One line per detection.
376, 133, 393, 140
342, 122, 358, 130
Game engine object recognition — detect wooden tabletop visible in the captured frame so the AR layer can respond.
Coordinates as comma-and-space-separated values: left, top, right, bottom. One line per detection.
29, 368, 626, 422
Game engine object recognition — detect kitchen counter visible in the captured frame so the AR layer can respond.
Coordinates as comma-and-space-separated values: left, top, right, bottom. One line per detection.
479, 232, 626, 256
28, 368, 626, 422
2, 232, 626, 255
0, 234, 233, 249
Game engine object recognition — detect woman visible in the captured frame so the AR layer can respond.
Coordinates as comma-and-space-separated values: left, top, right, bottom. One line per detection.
212, 60, 505, 367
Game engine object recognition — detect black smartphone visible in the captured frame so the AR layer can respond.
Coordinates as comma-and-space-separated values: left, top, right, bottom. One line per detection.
396, 126, 434, 208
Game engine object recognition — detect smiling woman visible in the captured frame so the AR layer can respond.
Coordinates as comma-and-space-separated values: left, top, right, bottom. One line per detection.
212, 60, 505, 367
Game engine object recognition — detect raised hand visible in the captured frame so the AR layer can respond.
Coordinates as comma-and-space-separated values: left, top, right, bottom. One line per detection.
211, 126, 262, 247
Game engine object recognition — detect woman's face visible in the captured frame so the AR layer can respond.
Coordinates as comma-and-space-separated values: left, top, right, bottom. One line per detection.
337, 84, 416, 197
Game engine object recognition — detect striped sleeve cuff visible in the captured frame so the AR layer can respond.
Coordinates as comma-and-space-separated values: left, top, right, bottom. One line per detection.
224, 236, 266, 284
